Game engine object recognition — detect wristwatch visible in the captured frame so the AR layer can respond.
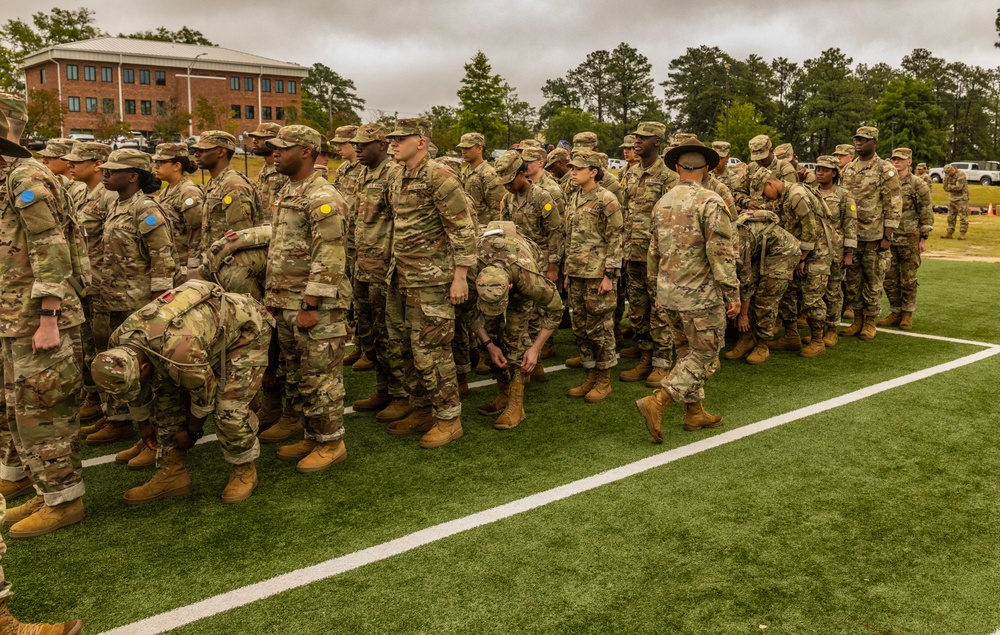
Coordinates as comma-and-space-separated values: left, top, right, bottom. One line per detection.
186, 427, 204, 443
604, 269, 618, 280
300, 301, 318, 311
36, 308, 62, 317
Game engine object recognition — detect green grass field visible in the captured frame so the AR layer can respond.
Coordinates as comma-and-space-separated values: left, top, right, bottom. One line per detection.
6, 258, 1000, 634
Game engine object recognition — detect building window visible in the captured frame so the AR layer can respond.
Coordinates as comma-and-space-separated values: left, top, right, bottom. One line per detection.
139, 70, 150, 85
140, 100, 152, 115
103, 98, 114, 114
244, 77, 253, 91
230, 76, 239, 90
85, 97, 97, 113
67, 96, 80, 112
261, 78, 271, 92
125, 100, 136, 115
245, 105, 254, 119
288, 81, 297, 94
231, 105, 241, 119
102, 67, 113, 82
66, 65, 79, 80
275, 80, 284, 93
275, 107, 284, 120
39, 68, 45, 84
123, 69, 134, 84
155, 101, 165, 115
155, 71, 166, 86
84, 66, 96, 81
262, 106, 272, 119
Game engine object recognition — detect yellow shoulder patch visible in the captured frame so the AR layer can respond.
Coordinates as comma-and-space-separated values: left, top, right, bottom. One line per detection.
543, 203, 552, 211
320, 204, 332, 214
223, 195, 233, 205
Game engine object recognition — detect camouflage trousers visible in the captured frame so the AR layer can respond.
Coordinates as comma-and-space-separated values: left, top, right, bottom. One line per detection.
452, 292, 479, 376
93, 310, 135, 423
947, 198, 969, 234
845, 241, 891, 318
485, 296, 535, 384
749, 276, 791, 342
386, 283, 462, 421
274, 309, 346, 443
658, 306, 725, 404
885, 241, 922, 313
214, 249, 267, 300
648, 303, 676, 371
80, 295, 97, 396
615, 267, 627, 333
567, 277, 618, 370
354, 278, 407, 398
625, 260, 653, 350
0, 327, 85, 506
824, 249, 847, 329
779, 265, 829, 324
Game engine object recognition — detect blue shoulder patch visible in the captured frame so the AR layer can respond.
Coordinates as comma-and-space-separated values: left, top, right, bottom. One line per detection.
19, 190, 34, 204
144, 216, 157, 226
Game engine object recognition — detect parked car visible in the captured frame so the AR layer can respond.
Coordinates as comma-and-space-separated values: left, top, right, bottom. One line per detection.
727, 157, 743, 166
799, 162, 817, 172
112, 132, 150, 152
929, 161, 1000, 185
607, 158, 626, 171
23, 137, 48, 151
67, 133, 95, 143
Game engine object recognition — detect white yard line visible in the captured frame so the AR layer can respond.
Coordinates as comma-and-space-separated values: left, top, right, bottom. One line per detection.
95, 342, 1000, 635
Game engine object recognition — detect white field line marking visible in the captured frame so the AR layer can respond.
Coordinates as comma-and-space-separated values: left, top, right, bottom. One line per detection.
96, 345, 1000, 635
837, 323, 997, 349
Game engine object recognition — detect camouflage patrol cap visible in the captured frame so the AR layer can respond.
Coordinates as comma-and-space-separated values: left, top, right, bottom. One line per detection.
102, 149, 152, 172
815, 155, 840, 172
631, 122, 666, 139
667, 133, 698, 150
0, 113, 30, 159
545, 147, 569, 168
773, 143, 794, 161
331, 125, 359, 144
438, 156, 464, 174
64, 142, 111, 162
748, 134, 773, 161
854, 126, 878, 140
476, 265, 511, 317
387, 118, 432, 138
833, 144, 855, 156
38, 138, 75, 158
916, 162, 928, 170
457, 132, 486, 148
519, 138, 542, 148
521, 146, 546, 163
246, 122, 281, 139
568, 149, 602, 169
619, 134, 636, 148
494, 150, 524, 185
0, 92, 28, 141
890, 147, 912, 160
151, 143, 190, 161
572, 131, 599, 149
192, 130, 237, 150
92, 347, 142, 403
266, 125, 322, 152
711, 141, 731, 157
351, 122, 390, 144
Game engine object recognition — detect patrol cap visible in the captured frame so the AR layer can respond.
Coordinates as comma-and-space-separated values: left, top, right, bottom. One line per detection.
351, 122, 390, 144
815, 155, 840, 172
521, 146, 546, 162
711, 141, 731, 158
438, 156, 464, 174
854, 126, 879, 140
245, 122, 281, 139
102, 149, 152, 172
494, 150, 524, 185
833, 144, 855, 156
619, 134, 636, 149
545, 147, 569, 168
773, 143, 794, 161
519, 139, 542, 148
265, 125, 322, 152
457, 132, 485, 148
568, 149, 602, 169
331, 125, 359, 143
748, 134, 773, 161
387, 118, 432, 138
151, 143, 191, 161
631, 122, 666, 139
0, 113, 30, 159
0, 92, 28, 141
890, 147, 912, 160
572, 131, 598, 149
64, 142, 111, 162
37, 138, 75, 158
192, 130, 237, 150
664, 138, 720, 172
92, 347, 142, 403
476, 265, 511, 317
916, 162, 928, 169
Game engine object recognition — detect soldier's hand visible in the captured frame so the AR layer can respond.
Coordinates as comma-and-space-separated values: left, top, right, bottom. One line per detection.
737, 313, 750, 332
139, 420, 158, 451
521, 346, 539, 373
726, 302, 741, 319
563, 275, 569, 290
876, 238, 890, 252
187, 268, 205, 282
262, 367, 278, 389
597, 277, 613, 295
795, 261, 806, 278
918, 237, 928, 253
546, 264, 559, 283
487, 342, 507, 369
296, 309, 319, 331
31, 320, 60, 353
842, 252, 854, 268
174, 429, 197, 450
450, 277, 469, 305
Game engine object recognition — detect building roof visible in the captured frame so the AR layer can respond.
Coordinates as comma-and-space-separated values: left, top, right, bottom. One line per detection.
22, 37, 309, 78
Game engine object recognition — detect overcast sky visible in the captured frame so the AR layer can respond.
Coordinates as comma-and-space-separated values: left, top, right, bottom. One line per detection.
3, 0, 999, 119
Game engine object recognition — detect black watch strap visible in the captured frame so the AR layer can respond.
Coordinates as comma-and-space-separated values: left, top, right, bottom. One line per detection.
37, 308, 62, 317
300, 301, 319, 311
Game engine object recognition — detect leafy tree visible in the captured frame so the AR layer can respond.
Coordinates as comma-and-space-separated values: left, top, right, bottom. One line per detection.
0, 8, 104, 91
151, 98, 190, 141
605, 43, 660, 141
711, 101, 780, 162
121, 26, 214, 46
730, 54, 778, 124
568, 50, 613, 123
421, 105, 459, 154
796, 48, 867, 158
301, 63, 365, 136
544, 108, 610, 151
455, 51, 506, 148
770, 57, 806, 146
23, 88, 64, 139
539, 77, 580, 122
499, 82, 537, 148
92, 114, 131, 143
872, 76, 947, 164
995, 8, 1000, 49
661, 46, 735, 138
193, 95, 237, 135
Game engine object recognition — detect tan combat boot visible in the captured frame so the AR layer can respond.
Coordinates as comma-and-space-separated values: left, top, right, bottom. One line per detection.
540, 337, 556, 360
457, 373, 470, 397
858, 316, 878, 341
221, 462, 258, 504
619, 344, 641, 359
822, 326, 839, 348
10, 498, 85, 539
645, 366, 669, 388
842, 307, 855, 320
840, 316, 863, 337
343, 347, 363, 366
297, 440, 347, 473
943, 229, 954, 239
4, 496, 43, 527
85, 420, 134, 446
0, 477, 32, 500
0, 598, 83, 635
799, 323, 826, 358
683, 402, 724, 432
376, 398, 414, 423
584, 369, 613, 403
475, 358, 491, 375
126, 445, 157, 471
79, 416, 107, 437
352, 389, 392, 412
276, 439, 317, 462
352, 351, 375, 371
635, 389, 674, 444
899, 311, 914, 331
387, 406, 434, 435
767, 321, 802, 351
494, 381, 525, 430
419, 418, 464, 448
745, 343, 770, 365
566, 369, 597, 398
724, 332, 756, 360
619, 350, 653, 382
115, 439, 145, 464
877, 312, 901, 327
258, 414, 303, 443
478, 383, 510, 416
254, 386, 283, 432
796, 316, 808, 328
123, 449, 192, 505
79, 391, 103, 421
530, 363, 547, 383
958, 232, 967, 240
564, 356, 583, 368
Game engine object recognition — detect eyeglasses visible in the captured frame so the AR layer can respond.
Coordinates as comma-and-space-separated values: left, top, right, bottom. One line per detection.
351, 141, 379, 150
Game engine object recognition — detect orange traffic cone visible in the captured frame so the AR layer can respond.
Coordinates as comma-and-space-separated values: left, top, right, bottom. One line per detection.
988, 204, 995, 216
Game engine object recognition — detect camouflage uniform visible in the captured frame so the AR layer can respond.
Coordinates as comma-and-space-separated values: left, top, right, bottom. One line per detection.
246, 122, 288, 222
459, 133, 505, 227
703, 172, 738, 220
773, 182, 834, 324
942, 167, 970, 235
734, 135, 797, 210
156, 176, 204, 278
886, 169, 934, 314
199, 225, 271, 300
736, 212, 801, 342
530, 155, 567, 219
916, 164, 933, 191
199, 166, 262, 255
499, 179, 562, 267
815, 181, 858, 331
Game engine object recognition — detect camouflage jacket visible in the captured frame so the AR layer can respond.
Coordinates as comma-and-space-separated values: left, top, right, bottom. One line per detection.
622, 157, 679, 262
535, 170, 567, 219
98, 190, 178, 312
333, 159, 363, 209
559, 171, 572, 195
896, 173, 934, 242
736, 211, 801, 300
201, 166, 262, 254
198, 225, 270, 299
265, 171, 351, 312
312, 163, 329, 180
255, 162, 289, 224
355, 156, 401, 283
388, 155, 477, 288
64, 179, 88, 213
918, 173, 933, 191
704, 172, 738, 220
462, 160, 506, 227
157, 177, 205, 272
815, 184, 858, 251
942, 169, 969, 201
500, 183, 562, 266
0, 158, 85, 336
563, 185, 623, 278
648, 180, 738, 311
840, 154, 902, 242
774, 183, 833, 273
714, 164, 743, 194
735, 157, 797, 209
110, 280, 273, 417
78, 183, 118, 292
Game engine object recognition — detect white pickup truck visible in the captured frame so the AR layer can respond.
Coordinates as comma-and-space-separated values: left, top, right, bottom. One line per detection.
929, 161, 1000, 186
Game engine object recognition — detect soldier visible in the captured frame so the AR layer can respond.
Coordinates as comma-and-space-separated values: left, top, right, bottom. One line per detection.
246, 121, 288, 221
636, 139, 739, 443
37, 138, 87, 208
942, 164, 969, 240
620, 134, 639, 175
813, 155, 858, 348
563, 150, 623, 403
474, 222, 563, 429
834, 144, 855, 168
458, 132, 505, 227
572, 132, 624, 205
775, 143, 816, 185
0, 112, 87, 539
383, 118, 477, 448
198, 226, 270, 300
711, 141, 742, 193
313, 135, 331, 180
263, 125, 352, 472
151, 143, 204, 280
332, 125, 364, 366
545, 147, 573, 193
735, 134, 797, 210
495, 151, 561, 278
346, 123, 411, 423
521, 145, 566, 219
879, 148, 934, 331
915, 162, 933, 190
839, 126, 902, 341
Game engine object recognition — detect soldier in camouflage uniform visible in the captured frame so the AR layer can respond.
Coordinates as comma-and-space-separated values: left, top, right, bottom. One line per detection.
474, 222, 563, 429
332, 125, 365, 365
247, 122, 288, 222
775, 143, 816, 186
458, 132, 505, 227
915, 163, 933, 190
313, 135, 331, 180
572, 132, 624, 205
198, 225, 270, 300
834, 144, 855, 168
384, 118, 477, 448
942, 164, 969, 239
546, 147, 573, 194
734, 134, 797, 210
92, 279, 272, 505
636, 139, 740, 443
192, 131, 262, 255
620, 134, 638, 174
839, 126, 902, 341
38, 138, 87, 210
0, 112, 86, 539
879, 148, 934, 331
813, 155, 858, 348
563, 150, 623, 403
152, 143, 204, 280
711, 141, 743, 194
263, 125, 352, 472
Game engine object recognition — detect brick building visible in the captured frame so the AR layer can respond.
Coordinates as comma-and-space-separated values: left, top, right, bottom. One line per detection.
22, 37, 309, 141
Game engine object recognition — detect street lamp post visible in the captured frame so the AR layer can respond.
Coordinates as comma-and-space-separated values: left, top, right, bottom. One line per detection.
187, 52, 207, 137
724, 62, 731, 142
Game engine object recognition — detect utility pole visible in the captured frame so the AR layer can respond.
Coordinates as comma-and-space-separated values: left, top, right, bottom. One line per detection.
724, 63, 731, 141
